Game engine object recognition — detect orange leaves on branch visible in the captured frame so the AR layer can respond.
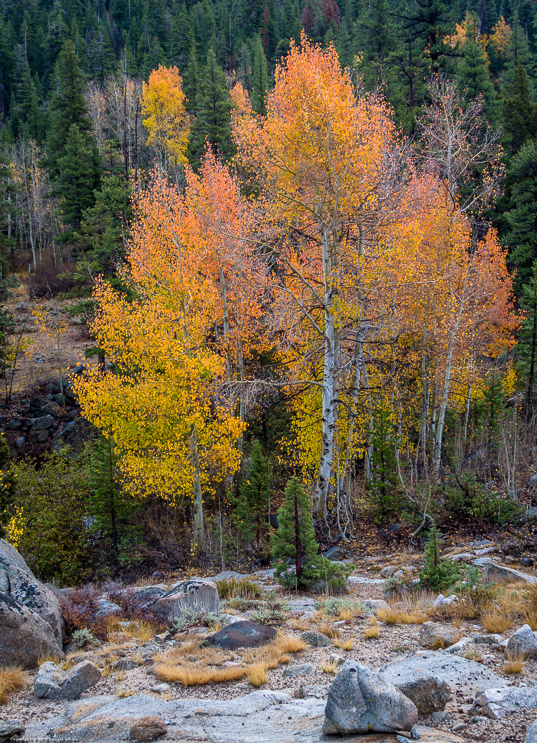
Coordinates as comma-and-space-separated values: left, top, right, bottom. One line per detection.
141, 65, 189, 168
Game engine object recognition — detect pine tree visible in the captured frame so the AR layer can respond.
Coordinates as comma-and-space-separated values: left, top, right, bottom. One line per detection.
87, 434, 140, 572
0, 435, 15, 539
457, 25, 498, 120
367, 407, 403, 524
501, 62, 537, 156
272, 476, 351, 590
505, 140, 537, 291
518, 260, 537, 415
56, 123, 101, 231
44, 39, 94, 181
251, 35, 269, 115
419, 524, 461, 591
74, 175, 131, 284
232, 439, 271, 553
189, 48, 233, 166
272, 476, 319, 588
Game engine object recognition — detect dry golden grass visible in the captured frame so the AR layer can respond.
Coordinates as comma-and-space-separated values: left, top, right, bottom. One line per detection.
319, 624, 340, 639
274, 635, 307, 654
122, 621, 156, 644
321, 660, 339, 674
37, 654, 63, 666
482, 609, 514, 634
503, 649, 525, 674
117, 688, 134, 698
154, 634, 304, 687
377, 608, 428, 625
338, 609, 353, 621
290, 619, 310, 631
333, 638, 354, 651
0, 668, 27, 704
364, 624, 380, 639
245, 663, 268, 687
524, 609, 537, 631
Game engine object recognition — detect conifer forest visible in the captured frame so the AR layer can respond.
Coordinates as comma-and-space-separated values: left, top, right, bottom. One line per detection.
0, 0, 537, 584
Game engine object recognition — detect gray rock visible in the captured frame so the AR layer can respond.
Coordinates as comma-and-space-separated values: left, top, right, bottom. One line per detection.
34, 660, 101, 700
300, 630, 331, 647
473, 557, 494, 567
30, 414, 55, 430
444, 637, 472, 654
433, 594, 457, 610
526, 720, 537, 743
323, 660, 418, 735
362, 598, 391, 613
282, 663, 314, 678
381, 566, 398, 578
447, 553, 474, 562
396, 676, 451, 714
205, 621, 276, 650
506, 624, 537, 659
476, 686, 537, 719
0, 593, 63, 669
419, 622, 460, 649
0, 539, 63, 643
475, 547, 496, 556
381, 651, 505, 694
473, 633, 504, 646
431, 711, 452, 724
0, 720, 24, 742
348, 575, 384, 586
287, 598, 317, 615
129, 716, 167, 741
149, 579, 219, 619
483, 562, 537, 585
529, 474, 537, 488
94, 599, 122, 618
323, 546, 345, 561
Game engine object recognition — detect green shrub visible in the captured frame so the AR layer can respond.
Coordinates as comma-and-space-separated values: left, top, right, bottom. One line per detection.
440, 474, 522, 525
9, 450, 95, 585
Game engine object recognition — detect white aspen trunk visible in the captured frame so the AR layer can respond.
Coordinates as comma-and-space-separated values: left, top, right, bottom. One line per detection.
190, 427, 204, 547
433, 296, 465, 478
313, 225, 339, 519
341, 329, 364, 491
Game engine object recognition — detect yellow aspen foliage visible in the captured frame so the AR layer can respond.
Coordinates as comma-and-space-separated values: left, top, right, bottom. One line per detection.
75, 173, 245, 545
141, 65, 190, 168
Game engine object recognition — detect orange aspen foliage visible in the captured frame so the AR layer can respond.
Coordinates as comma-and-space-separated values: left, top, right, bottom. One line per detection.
141, 65, 190, 168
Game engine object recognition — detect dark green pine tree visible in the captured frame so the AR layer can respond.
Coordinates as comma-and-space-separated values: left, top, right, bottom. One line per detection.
518, 260, 537, 415
56, 123, 101, 231
367, 406, 402, 524
399, 0, 454, 75
501, 62, 537, 156
272, 476, 319, 588
183, 44, 200, 117
74, 174, 131, 284
0, 435, 15, 539
13, 55, 42, 141
189, 48, 233, 166
87, 434, 140, 572
419, 524, 461, 591
251, 35, 269, 115
44, 39, 94, 181
0, 148, 16, 276
232, 439, 271, 554
0, 15, 15, 115
457, 23, 498, 120
505, 141, 537, 292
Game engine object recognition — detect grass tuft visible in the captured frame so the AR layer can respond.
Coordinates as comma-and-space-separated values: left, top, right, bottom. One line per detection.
321, 660, 339, 674
333, 638, 354, 651
503, 649, 525, 674
0, 668, 27, 704
482, 610, 514, 634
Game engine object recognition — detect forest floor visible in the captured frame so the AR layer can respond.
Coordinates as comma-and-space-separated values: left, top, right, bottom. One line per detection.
2, 544, 537, 742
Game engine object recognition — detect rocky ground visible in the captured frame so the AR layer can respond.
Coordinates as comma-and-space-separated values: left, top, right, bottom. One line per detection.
1, 538, 537, 742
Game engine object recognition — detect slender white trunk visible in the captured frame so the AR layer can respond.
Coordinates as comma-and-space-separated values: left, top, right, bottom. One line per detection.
190, 427, 204, 547
314, 226, 339, 518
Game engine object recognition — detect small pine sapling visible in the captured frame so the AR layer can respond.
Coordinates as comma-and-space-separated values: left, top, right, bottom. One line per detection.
232, 439, 271, 555
419, 524, 461, 592
272, 477, 350, 591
